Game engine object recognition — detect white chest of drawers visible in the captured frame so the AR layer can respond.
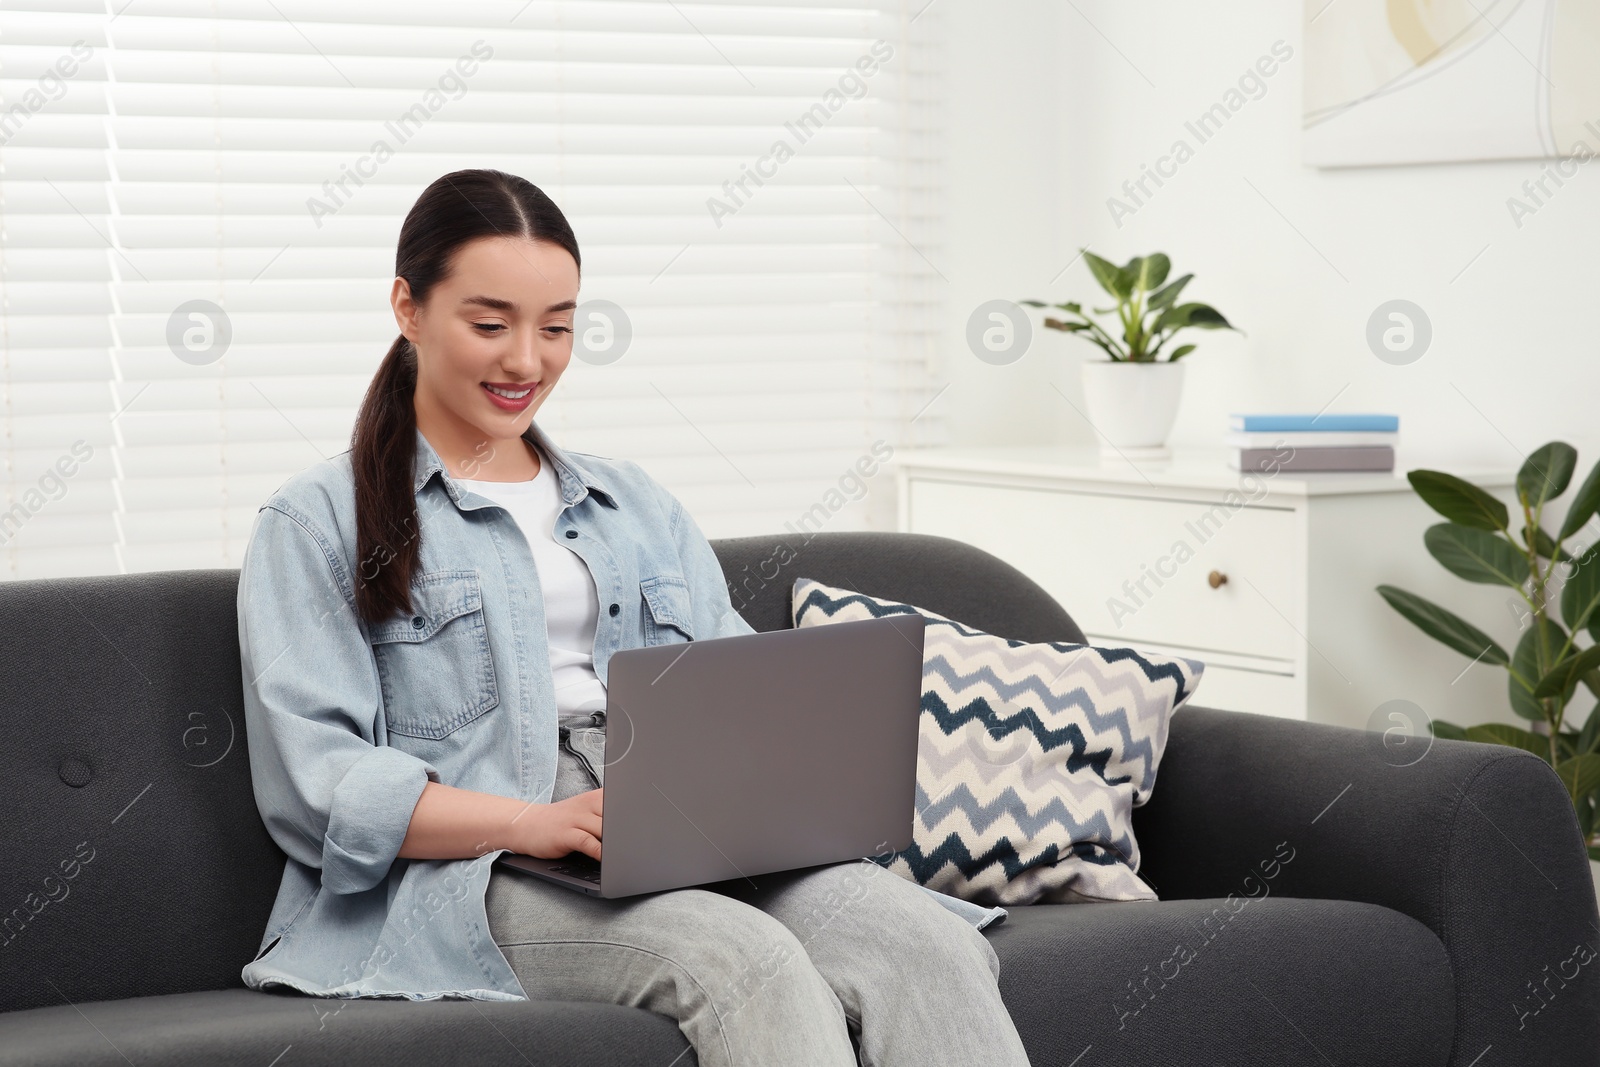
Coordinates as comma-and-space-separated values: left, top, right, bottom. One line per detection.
894, 446, 1518, 732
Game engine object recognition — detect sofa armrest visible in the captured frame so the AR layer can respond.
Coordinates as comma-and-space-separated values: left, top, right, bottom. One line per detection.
1133, 704, 1600, 1067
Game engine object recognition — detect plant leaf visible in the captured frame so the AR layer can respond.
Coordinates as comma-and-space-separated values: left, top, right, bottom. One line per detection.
1166, 344, 1197, 361
1083, 250, 1131, 300
1184, 304, 1234, 329
1558, 457, 1600, 539
1523, 524, 1571, 561
1532, 643, 1600, 700
1559, 730, 1582, 760
1134, 253, 1170, 292
1019, 299, 1047, 307
1429, 719, 1469, 741
1375, 584, 1510, 665
1517, 442, 1578, 511
1119, 256, 1143, 294
1406, 470, 1509, 531
1560, 542, 1600, 640
1147, 273, 1192, 311
1153, 303, 1189, 331
1510, 617, 1569, 721
1155, 302, 1236, 333
1423, 524, 1531, 587
1579, 700, 1600, 756
1465, 723, 1551, 759
1555, 753, 1600, 802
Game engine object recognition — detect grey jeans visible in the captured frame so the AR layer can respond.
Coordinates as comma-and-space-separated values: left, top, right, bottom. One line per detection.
484, 717, 1032, 1066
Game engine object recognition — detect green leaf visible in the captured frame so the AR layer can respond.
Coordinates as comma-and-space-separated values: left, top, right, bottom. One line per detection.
1510, 617, 1569, 721
1429, 719, 1469, 741
1406, 470, 1509, 531
1523, 524, 1571, 561
1119, 256, 1143, 295
1423, 524, 1531, 587
1465, 723, 1551, 758
1558, 457, 1600, 539
1166, 344, 1197, 361
1155, 302, 1236, 333
1559, 730, 1582, 760
1184, 304, 1234, 329
1532, 643, 1600, 700
1042, 318, 1091, 332
1375, 584, 1510, 665
1560, 543, 1600, 640
1083, 250, 1131, 300
1153, 303, 1190, 331
1517, 442, 1578, 512
1019, 299, 1047, 307
1133, 253, 1170, 292
1555, 753, 1600, 801
1055, 302, 1084, 313
1579, 700, 1600, 756
1147, 273, 1192, 311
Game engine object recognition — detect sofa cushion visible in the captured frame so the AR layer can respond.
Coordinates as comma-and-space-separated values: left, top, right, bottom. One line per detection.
988, 897, 1455, 1067
0, 988, 696, 1067
3, 896, 1455, 1067
791, 576, 1202, 906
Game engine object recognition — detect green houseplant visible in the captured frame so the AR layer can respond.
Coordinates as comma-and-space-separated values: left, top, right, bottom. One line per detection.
1021, 250, 1237, 363
1377, 442, 1600, 862
1021, 251, 1237, 456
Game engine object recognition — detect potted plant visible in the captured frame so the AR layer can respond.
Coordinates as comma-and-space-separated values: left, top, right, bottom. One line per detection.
1376, 442, 1600, 907
1022, 250, 1238, 457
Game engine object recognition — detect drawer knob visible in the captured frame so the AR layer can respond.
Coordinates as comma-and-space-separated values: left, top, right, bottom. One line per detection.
1208, 570, 1228, 589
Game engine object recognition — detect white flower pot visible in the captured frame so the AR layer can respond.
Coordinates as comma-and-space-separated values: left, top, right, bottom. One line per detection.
1080, 360, 1186, 459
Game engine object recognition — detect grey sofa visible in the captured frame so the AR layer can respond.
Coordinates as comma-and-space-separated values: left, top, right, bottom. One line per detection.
2, 531, 1596, 1066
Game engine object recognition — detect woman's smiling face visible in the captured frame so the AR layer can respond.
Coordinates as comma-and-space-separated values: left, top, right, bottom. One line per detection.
393, 234, 580, 477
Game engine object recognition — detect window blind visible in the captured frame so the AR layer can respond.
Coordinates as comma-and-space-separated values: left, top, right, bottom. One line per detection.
0, 0, 947, 580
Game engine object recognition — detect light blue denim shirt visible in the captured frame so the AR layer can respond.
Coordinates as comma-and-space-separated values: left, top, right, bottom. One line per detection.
237, 419, 1004, 1002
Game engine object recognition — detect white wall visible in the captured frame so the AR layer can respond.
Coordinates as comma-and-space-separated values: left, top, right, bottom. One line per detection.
936, 0, 1072, 448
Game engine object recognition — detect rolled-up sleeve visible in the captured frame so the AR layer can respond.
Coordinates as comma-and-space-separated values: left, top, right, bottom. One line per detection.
655, 483, 758, 641
237, 502, 440, 895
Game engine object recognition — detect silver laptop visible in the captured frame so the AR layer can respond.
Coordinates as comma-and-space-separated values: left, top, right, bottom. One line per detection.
495, 612, 927, 898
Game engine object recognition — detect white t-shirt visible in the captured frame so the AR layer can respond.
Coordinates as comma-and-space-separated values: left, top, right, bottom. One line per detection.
456, 447, 608, 717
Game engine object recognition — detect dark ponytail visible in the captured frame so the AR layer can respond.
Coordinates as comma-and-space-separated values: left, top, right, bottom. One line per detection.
349, 169, 580, 626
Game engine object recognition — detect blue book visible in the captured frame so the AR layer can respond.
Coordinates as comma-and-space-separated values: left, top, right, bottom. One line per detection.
1229, 413, 1399, 433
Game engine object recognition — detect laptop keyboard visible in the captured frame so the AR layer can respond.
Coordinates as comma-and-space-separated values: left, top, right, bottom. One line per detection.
549, 853, 602, 884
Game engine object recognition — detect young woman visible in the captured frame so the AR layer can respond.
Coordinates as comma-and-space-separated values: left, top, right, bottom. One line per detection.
236, 168, 1031, 1066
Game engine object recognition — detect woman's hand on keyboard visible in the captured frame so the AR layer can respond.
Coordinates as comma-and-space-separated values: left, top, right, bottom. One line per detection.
512, 788, 603, 861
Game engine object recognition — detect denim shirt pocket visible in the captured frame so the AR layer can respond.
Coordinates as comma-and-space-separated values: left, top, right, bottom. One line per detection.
370, 569, 500, 739
640, 574, 695, 645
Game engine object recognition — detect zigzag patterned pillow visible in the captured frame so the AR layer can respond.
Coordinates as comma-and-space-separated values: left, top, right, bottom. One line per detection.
791, 577, 1204, 906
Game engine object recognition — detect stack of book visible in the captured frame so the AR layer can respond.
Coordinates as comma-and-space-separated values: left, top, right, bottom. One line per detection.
1226, 413, 1398, 472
